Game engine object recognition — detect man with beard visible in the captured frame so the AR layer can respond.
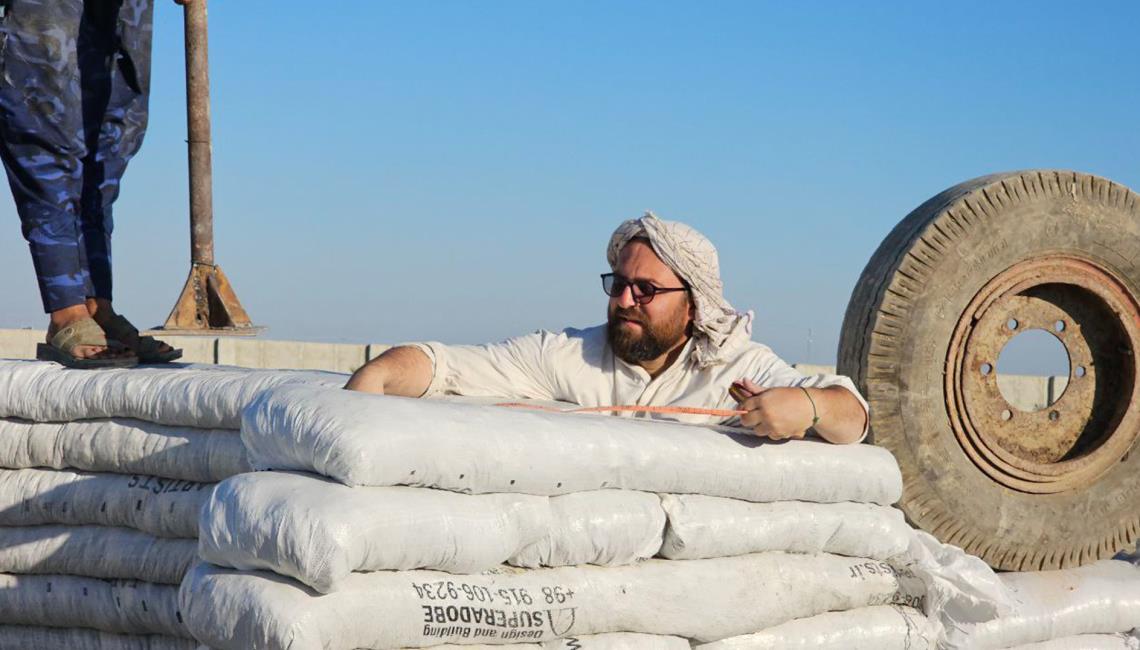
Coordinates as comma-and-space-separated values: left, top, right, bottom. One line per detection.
345, 213, 868, 444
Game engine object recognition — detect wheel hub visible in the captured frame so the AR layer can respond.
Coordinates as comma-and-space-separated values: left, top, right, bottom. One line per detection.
946, 255, 1140, 493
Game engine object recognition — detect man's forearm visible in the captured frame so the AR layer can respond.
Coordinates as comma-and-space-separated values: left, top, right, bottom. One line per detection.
344, 346, 433, 396
812, 386, 868, 445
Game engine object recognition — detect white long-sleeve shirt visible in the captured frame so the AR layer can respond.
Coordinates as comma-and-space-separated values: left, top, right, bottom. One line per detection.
412, 325, 868, 437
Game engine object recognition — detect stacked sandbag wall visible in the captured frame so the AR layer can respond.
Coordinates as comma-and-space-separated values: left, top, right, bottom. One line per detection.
184, 384, 1005, 649
7, 359, 1139, 649
0, 361, 341, 649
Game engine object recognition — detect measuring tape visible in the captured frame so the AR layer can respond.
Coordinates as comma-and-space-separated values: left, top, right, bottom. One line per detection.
494, 402, 748, 418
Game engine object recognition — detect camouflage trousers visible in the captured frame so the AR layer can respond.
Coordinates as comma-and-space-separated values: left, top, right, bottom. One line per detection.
0, 0, 153, 313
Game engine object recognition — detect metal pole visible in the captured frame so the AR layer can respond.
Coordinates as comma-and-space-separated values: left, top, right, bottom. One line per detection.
185, 0, 214, 266
162, 0, 256, 334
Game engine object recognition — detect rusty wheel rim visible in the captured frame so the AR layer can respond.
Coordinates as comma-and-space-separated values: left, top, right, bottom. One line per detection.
946, 254, 1140, 494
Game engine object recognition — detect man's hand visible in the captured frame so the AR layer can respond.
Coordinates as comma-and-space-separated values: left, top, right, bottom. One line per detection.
734, 379, 815, 441
732, 378, 867, 445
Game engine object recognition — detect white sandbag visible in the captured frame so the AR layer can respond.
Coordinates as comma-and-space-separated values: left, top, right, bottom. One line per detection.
943, 560, 1140, 649
537, 633, 688, 649
0, 418, 247, 482
509, 490, 665, 569
1006, 634, 1140, 650
659, 495, 911, 561
0, 360, 343, 428
0, 526, 196, 584
199, 472, 549, 593
243, 385, 903, 504
0, 468, 210, 538
898, 530, 1013, 625
180, 552, 923, 649
0, 626, 196, 650
0, 573, 188, 638
692, 605, 939, 649
201, 472, 664, 592
404, 633, 690, 649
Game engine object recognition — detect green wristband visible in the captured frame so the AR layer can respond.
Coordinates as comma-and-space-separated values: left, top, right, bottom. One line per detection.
800, 387, 820, 427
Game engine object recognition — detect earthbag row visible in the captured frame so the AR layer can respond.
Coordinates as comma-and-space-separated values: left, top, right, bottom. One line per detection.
391, 633, 691, 649
942, 560, 1140, 650
0, 525, 195, 584
0, 468, 211, 538
658, 494, 912, 561
0, 626, 196, 650
180, 552, 925, 650
0, 573, 189, 638
242, 384, 902, 504
0, 417, 248, 482
199, 471, 664, 593
0, 360, 343, 428
1002, 633, 1140, 650
691, 605, 939, 649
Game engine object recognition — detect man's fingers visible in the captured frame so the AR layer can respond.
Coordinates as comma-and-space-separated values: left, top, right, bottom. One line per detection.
728, 383, 752, 403
739, 378, 766, 394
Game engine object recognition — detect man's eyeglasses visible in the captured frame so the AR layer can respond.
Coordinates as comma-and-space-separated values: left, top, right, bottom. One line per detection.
601, 273, 688, 305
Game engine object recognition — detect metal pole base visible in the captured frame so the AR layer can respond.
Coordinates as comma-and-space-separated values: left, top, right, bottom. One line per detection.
159, 263, 260, 335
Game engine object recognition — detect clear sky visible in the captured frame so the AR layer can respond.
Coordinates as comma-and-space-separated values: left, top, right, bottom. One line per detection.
1, 1, 1137, 376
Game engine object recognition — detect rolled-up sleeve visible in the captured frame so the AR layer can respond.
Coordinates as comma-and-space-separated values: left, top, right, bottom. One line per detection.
408, 331, 558, 401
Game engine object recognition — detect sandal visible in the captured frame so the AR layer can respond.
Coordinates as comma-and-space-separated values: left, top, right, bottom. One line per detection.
103, 314, 183, 364
36, 318, 139, 370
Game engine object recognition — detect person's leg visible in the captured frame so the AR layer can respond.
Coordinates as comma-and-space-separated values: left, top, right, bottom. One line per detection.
0, 0, 124, 359
78, 0, 176, 360
78, 0, 154, 316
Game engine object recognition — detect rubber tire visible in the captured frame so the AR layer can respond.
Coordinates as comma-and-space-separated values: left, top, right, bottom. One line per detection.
838, 170, 1140, 571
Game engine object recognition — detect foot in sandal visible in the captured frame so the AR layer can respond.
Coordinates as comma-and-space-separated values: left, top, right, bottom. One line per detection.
36, 306, 138, 369
89, 299, 182, 364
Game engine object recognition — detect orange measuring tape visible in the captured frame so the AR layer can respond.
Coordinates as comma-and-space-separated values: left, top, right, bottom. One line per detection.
494, 403, 748, 418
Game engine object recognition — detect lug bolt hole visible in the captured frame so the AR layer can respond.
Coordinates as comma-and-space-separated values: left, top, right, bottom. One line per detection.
1049, 410, 1060, 422
1007, 319, 1019, 330
1001, 409, 1013, 421
980, 363, 993, 376
1054, 320, 1066, 333
1076, 366, 1087, 378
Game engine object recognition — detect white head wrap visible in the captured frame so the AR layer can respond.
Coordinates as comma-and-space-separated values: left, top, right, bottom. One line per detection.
607, 212, 753, 368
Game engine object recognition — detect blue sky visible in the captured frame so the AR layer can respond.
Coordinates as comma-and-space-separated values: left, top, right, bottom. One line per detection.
1, 1, 1137, 375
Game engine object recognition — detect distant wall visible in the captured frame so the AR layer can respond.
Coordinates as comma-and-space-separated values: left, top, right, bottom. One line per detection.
0, 328, 388, 375
0, 329, 1066, 407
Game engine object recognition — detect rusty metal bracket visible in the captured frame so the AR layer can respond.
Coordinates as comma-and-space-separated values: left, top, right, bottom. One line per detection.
160, 0, 258, 336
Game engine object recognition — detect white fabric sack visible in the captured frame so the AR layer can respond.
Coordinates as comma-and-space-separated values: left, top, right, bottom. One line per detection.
0, 573, 188, 638
180, 552, 923, 649
0, 360, 343, 428
0, 626, 196, 650
0, 525, 196, 584
199, 472, 549, 593
659, 495, 911, 561
508, 490, 665, 569
0, 418, 247, 482
401, 633, 690, 649
692, 605, 938, 649
243, 385, 902, 504
897, 531, 1013, 626
1005, 634, 1140, 650
0, 468, 210, 538
943, 560, 1140, 649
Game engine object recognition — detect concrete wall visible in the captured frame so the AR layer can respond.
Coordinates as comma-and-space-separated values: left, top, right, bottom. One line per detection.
1, 329, 1064, 404
0, 328, 388, 376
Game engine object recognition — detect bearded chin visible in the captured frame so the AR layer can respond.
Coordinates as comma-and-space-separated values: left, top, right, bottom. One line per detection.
607, 313, 674, 364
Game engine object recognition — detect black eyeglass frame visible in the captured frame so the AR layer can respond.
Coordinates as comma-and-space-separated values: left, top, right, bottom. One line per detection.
600, 273, 689, 305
